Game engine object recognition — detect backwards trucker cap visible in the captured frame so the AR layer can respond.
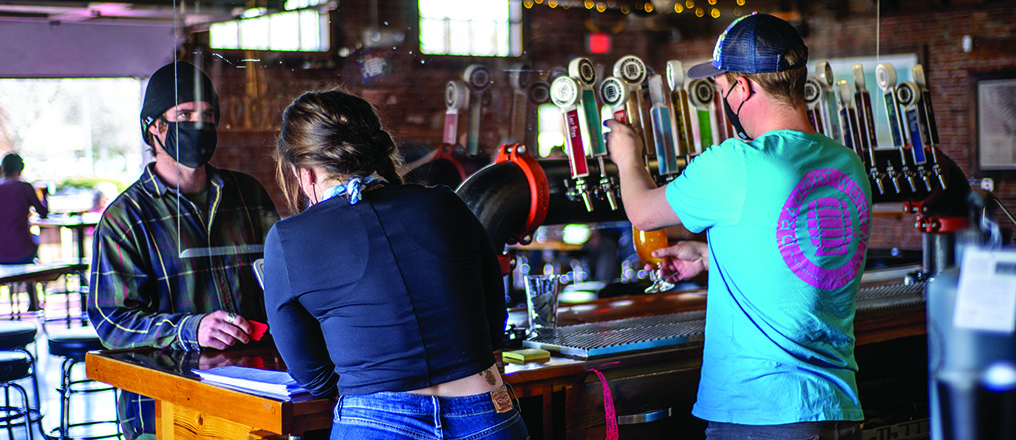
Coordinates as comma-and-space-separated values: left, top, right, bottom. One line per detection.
140, 61, 220, 142
687, 12, 808, 79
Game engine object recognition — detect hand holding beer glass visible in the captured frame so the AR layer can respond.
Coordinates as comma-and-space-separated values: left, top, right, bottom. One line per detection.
633, 227, 676, 294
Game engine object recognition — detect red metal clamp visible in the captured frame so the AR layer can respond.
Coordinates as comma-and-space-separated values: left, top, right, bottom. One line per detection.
433, 143, 469, 182
915, 215, 969, 234
494, 144, 550, 245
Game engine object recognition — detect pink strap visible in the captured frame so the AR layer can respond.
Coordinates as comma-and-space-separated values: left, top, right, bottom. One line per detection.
589, 368, 619, 440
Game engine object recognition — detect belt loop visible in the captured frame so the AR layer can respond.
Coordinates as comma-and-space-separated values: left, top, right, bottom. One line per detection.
333, 396, 343, 423
504, 383, 521, 406
431, 395, 442, 437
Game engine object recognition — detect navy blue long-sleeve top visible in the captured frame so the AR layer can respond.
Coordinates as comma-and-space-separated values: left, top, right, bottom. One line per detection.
262, 184, 506, 398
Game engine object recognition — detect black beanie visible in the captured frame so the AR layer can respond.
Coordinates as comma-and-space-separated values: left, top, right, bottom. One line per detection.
140, 61, 220, 143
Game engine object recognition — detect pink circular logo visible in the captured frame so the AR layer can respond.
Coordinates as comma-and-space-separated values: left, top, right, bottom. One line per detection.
777, 169, 870, 289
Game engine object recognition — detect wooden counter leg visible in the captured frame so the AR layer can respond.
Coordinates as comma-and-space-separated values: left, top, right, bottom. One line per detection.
542, 386, 554, 440
157, 400, 175, 440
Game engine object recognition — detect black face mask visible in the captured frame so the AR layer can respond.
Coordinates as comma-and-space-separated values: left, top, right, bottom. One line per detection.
156, 119, 218, 168
723, 83, 752, 141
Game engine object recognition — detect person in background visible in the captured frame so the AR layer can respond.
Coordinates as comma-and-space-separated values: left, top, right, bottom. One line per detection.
87, 61, 279, 440
263, 89, 527, 440
89, 181, 119, 214
0, 152, 48, 264
605, 12, 872, 440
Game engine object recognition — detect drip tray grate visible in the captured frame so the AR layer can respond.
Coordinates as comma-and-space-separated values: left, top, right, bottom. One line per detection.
524, 281, 926, 359
523, 310, 706, 358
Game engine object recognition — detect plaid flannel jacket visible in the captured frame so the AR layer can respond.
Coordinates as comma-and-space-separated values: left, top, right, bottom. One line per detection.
87, 164, 279, 350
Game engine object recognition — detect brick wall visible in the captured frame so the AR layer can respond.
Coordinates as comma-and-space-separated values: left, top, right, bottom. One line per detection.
201, 1, 1016, 251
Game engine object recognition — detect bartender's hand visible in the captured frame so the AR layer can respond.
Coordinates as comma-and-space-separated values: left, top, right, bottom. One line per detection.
198, 310, 252, 350
604, 119, 645, 170
652, 241, 709, 282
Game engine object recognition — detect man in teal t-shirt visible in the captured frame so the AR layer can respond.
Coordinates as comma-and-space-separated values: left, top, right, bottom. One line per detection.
605, 12, 872, 440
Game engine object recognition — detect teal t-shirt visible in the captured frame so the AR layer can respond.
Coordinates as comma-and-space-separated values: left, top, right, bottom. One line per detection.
666, 130, 872, 425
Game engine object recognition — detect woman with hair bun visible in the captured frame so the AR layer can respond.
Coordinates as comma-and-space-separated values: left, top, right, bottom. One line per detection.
263, 89, 528, 440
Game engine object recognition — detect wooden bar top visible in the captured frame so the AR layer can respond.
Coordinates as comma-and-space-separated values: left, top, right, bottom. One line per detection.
86, 265, 926, 439
85, 341, 335, 436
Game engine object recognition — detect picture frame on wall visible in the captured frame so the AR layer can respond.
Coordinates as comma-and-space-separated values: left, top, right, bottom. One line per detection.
971, 70, 1016, 178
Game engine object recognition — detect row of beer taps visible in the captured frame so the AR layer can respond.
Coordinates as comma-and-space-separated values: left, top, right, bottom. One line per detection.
549, 54, 745, 213
442, 55, 947, 214
806, 62, 947, 195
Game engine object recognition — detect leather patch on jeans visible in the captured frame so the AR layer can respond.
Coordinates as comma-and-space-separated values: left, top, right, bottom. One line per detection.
491, 387, 513, 413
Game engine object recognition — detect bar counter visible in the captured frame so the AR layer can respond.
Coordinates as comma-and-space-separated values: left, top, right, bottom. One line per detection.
86, 265, 927, 440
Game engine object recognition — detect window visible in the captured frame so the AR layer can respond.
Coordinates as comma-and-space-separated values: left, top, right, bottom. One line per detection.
209, 0, 330, 52
0, 78, 144, 211
419, 0, 522, 57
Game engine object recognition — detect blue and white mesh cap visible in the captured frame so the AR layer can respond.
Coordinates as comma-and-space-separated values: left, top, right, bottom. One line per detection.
687, 12, 808, 79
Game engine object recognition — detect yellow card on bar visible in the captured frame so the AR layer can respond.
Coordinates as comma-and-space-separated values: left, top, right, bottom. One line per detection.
502, 348, 551, 364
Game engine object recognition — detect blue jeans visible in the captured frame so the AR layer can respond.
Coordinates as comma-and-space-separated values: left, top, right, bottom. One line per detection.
705, 421, 862, 440
331, 385, 530, 440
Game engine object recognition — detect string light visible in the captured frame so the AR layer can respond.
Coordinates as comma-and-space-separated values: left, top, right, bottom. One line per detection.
519, 0, 748, 18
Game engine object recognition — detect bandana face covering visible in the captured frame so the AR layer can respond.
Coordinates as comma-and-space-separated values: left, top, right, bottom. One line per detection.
157, 119, 218, 168
321, 173, 388, 205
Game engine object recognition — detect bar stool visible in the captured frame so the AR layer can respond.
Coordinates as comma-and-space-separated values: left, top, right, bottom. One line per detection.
41, 263, 90, 328
47, 326, 120, 440
0, 352, 34, 440
0, 320, 42, 428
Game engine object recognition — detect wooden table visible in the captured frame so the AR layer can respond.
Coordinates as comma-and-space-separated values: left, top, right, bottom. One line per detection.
86, 265, 928, 440
0, 262, 83, 313
85, 342, 335, 440
33, 213, 99, 315
32, 212, 100, 265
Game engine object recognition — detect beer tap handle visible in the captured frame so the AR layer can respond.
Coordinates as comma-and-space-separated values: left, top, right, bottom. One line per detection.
896, 81, 929, 168
551, 75, 594, 212
688, 78, 715, 155
648, 74, 679, 177
599, 77, 629, 124
875, 63, 910, 194
913, 65, 941, 147
570, 57, 606, 158
508, 63, 532, 145
816, 62, 841, 143
835, 80, 859, 158
666, 60, 693, 159
914, 65, 946, 190
613, 56, 651, 154
526, 80, 551, 149
804, 77, 825, 134
597, 76, 626, 208
463, 64, 492, 156
852, 65, 879, 165
444, 80, 469, 146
